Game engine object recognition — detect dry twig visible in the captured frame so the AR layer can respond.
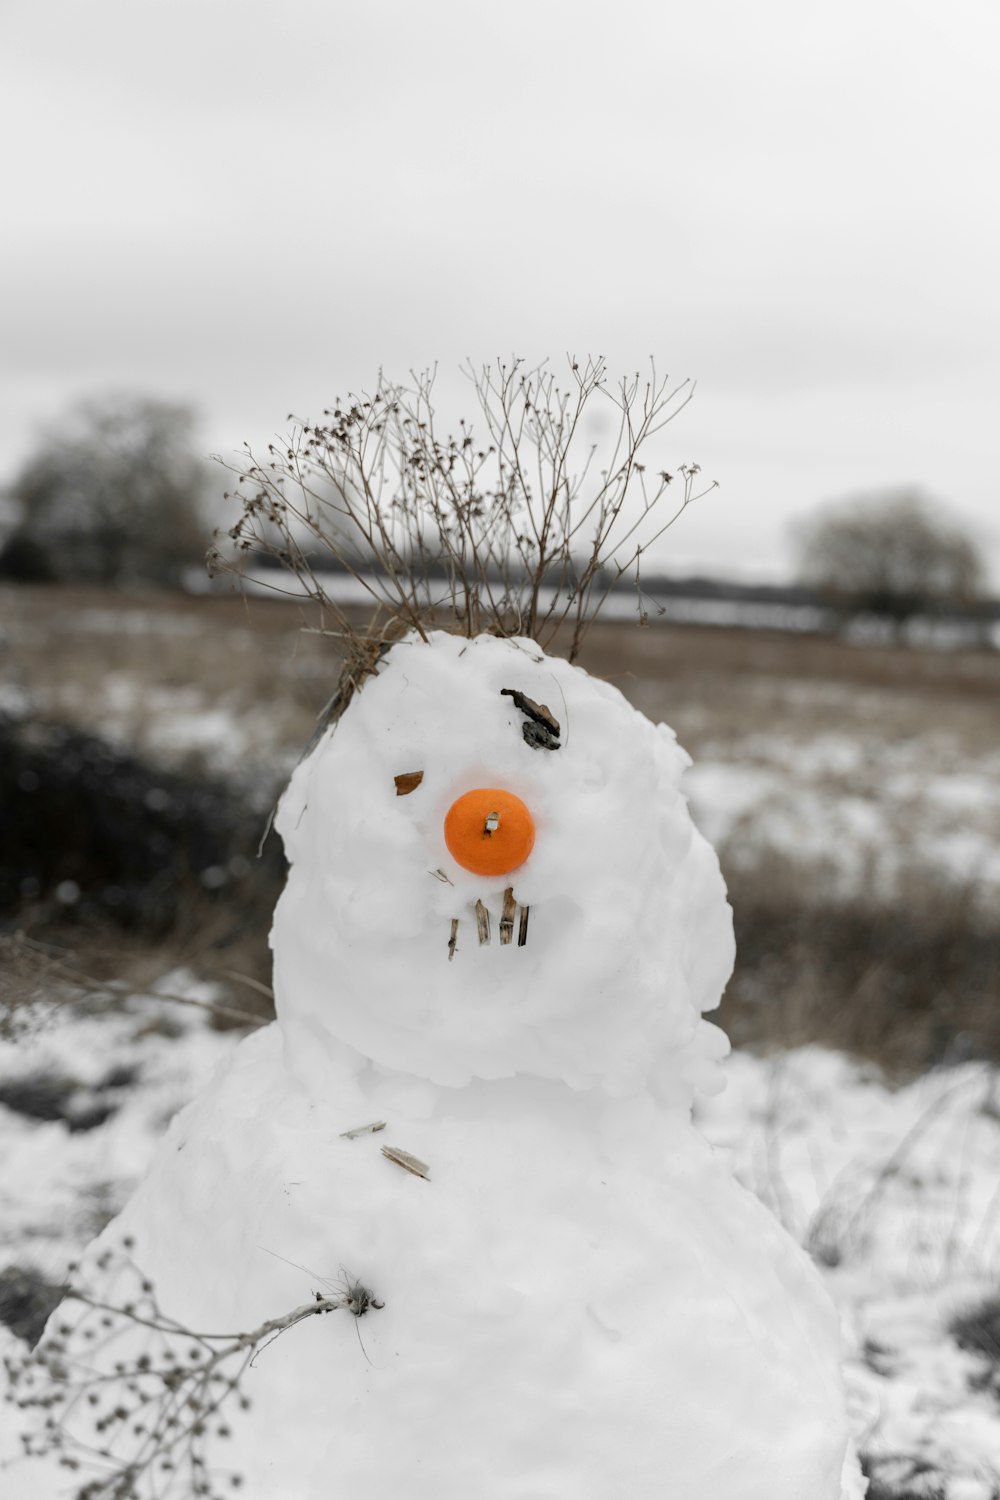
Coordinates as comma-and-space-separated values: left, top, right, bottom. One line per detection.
4, 1246, 383, 1500
209, 358, 713, 699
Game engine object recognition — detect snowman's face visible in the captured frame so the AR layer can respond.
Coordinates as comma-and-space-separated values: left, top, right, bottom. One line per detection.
272, 633, 733, 1098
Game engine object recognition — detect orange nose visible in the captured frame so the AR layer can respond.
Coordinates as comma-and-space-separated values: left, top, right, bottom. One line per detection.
444, 788, 536, 877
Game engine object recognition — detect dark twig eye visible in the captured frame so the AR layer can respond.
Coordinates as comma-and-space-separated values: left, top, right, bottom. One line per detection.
501, 688, 561, 751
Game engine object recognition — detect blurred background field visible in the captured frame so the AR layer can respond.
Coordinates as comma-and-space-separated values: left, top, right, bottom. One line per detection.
4, 581, 998, 1075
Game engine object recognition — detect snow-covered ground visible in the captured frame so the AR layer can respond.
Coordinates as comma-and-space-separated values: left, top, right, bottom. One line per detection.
699, 1049, 1000, 1495
5, 998, 1000, 1495
685, 730, 1000, 909
4, 595, 1000, 1492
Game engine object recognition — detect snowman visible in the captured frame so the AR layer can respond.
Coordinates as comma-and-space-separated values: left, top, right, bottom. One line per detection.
30, 629, 864, 1498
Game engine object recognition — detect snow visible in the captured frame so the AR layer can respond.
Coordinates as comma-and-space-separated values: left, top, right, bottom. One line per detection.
0, 977, 238, 1283
70, 672, 283, 775
695, 1051, 1000, 1495
684, 734, 1000, 907
2, 632, 857, 1498
9, 1020, 1000, 1491
272, 632, 734, 1098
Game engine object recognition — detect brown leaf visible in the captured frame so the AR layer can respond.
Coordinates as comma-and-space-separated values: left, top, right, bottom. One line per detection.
394, 770, 424, 796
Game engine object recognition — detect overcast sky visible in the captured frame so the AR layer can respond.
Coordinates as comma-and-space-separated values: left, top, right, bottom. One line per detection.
4, 0, 998, 582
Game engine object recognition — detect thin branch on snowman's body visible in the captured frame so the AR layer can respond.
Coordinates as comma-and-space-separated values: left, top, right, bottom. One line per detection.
7, 1246, 383, 1500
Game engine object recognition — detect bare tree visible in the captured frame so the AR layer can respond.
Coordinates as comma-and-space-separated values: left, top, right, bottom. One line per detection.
793, 488, 986, 635
1, 395, 211, 588
210, 357, 714, 684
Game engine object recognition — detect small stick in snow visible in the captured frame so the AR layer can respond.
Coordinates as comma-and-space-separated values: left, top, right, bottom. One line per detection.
517, 906, 530, 946
448, 918, 459, 961
340, 1121, 387, 1139
500, 887, 516, 945
381, 1145, 430, 1179
394, 770, 424, 796
475, 900, 491, 944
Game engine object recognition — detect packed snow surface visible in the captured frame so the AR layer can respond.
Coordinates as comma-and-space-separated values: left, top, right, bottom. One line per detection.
10, 1021, 1000, 1493
7, 633, 860, 1498
273, 631, 734, 1099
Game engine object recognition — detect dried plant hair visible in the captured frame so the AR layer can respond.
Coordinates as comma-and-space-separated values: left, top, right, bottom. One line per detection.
209, 356, 714, 716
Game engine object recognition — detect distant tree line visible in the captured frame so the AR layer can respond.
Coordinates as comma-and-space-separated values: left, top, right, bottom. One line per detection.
793, 487, 988, 635
0, 395, 211, 588
0, 394, 990, 641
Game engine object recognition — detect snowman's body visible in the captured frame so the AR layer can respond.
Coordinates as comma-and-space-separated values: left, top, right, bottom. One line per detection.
55, 633, 863, 1497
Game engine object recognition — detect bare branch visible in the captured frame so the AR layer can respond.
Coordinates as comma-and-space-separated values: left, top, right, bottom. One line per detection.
7, 1249, 383, 1500
212, 357, 711, 671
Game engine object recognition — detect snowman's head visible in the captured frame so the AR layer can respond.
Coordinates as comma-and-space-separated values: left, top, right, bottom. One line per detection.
271, 632, 734, 1101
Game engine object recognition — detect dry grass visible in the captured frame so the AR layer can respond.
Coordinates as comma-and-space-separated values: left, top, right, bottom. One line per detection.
0, 585, 331, 774
720, 853, 998, 1076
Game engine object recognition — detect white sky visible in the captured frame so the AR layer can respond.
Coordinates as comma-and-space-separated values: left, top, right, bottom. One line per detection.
3, 0, 999, 582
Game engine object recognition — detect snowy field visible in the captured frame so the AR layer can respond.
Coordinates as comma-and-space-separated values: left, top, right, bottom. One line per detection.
6, 993, 1000, 1494
2, 586, 1000, 1495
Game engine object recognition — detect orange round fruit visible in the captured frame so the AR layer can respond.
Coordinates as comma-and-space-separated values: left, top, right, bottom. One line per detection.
443, 788, 536, 877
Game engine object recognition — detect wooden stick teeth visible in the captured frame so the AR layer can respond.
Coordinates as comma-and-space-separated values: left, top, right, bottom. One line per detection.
500, 887, 516, 945
517, 905, 530, 946
448, 918, 459, 961
340, 1120, 387, 1139
475, 900, 491, 944
381, 1145, 430, 1180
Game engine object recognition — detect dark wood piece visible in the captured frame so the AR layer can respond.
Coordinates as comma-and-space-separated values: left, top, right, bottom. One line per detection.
475, 900, 491, 944
517, 906, 530, 946
448, 918, 459, 961
501, 688, 561, 751
521, 720, 560, 751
